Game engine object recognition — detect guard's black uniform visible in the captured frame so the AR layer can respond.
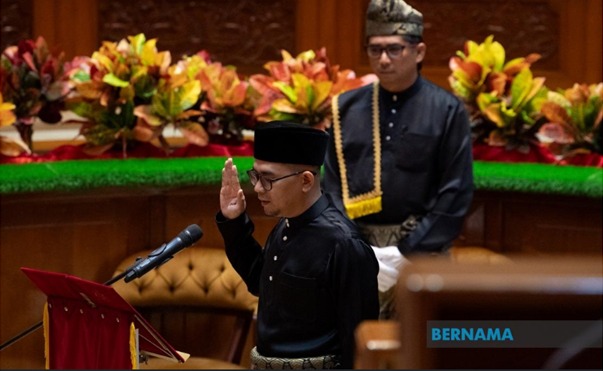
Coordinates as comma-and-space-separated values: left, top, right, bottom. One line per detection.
324, 77, 474, 254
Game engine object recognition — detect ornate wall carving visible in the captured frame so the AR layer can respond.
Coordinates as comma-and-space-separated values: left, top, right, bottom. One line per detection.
388, 0, 559, 69
98, 0, 296, 74
1, 0, 598, 89
0, 0, 33, 51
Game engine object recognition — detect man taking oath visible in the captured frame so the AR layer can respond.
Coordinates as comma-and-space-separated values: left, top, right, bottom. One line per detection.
216, 121, 379, 369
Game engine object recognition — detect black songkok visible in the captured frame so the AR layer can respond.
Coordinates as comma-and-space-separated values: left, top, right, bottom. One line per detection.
253, 121, 329, 166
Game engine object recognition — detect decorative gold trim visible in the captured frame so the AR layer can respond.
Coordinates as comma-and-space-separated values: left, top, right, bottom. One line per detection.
44, 302, 49, 369
331, 82, 382, 219
130, 322, 137, 369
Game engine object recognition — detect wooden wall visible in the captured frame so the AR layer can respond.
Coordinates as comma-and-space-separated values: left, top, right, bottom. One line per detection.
1, 0, 602, 368
1, 185, 601, 368
1, 0, 601, 88
0, 185, 276, 369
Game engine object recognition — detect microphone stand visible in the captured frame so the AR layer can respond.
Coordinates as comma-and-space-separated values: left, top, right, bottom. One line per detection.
0, 265, 134, 351
2, 224, 201, 352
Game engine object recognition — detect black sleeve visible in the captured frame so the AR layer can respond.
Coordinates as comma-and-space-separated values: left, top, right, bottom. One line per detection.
216, 211, 264, 295
399, 102, 474, 255
331, 238, 379, 368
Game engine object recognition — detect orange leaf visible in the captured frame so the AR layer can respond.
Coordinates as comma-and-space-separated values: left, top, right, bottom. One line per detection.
179, 122, 209, 146
132, 121, 159, 142
487, 72, 507, 95
0, 136, 30, 156
82, 143, 114, 156
541, 101, 572, 125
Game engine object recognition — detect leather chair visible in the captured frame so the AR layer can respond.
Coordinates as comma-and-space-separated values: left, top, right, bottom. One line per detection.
112, 246, 258, 369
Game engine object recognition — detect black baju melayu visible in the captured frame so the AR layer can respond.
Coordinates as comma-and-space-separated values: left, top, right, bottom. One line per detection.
324, 77, 474, 255
216, 194, 379, 369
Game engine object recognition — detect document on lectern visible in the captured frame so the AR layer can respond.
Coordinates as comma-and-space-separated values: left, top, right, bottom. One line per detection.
21, 267, 187, 365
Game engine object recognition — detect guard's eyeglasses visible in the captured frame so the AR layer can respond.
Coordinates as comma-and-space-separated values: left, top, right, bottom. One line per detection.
366, 44, 407, 59
246, 169, 316, 191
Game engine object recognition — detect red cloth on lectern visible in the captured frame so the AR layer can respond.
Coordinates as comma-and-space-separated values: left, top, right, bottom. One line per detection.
21, 267, 185, 369
46, 296, 133, 369
21, 268, 136, 369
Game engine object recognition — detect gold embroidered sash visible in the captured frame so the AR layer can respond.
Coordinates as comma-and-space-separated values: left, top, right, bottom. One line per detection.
331, 81, 383, 219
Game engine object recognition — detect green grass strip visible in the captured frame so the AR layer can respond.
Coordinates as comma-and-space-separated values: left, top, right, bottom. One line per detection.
1, 158, 601, 197
472, 161, 602, 198
0, 157, 253, 194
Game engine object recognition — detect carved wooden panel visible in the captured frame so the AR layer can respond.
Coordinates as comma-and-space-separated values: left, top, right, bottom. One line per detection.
455, 191, 603, 255
0, 186, 276, 369
0, 190, 160, 369
404, 0, 559, 69
98, 0, 296, 74
0, 0, 33, 50
503, 195, 603, 254
9, 0, 600, 90
352, 0, 601, 89
456, 198, 488, 246
163, 185, 276, 248
0, 184, 601, 368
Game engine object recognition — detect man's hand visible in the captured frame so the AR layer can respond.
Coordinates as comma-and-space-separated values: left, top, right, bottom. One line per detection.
220, 158, 246, 219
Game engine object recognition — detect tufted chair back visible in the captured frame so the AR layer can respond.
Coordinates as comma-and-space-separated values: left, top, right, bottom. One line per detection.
112, 246, 258, 369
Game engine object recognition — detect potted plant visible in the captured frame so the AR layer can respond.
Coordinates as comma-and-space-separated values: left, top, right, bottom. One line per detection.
65, 33, 206, 157
449, 35, 554, 163
0, 91, 31, 157
196, 60, 255, 145
0, 36, 72, 153
249, 47, 370, 130
537, 83, 603, 166
132, 51, 208, 152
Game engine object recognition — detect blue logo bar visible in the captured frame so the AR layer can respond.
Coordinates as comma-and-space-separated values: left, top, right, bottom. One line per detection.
427, 320, 602, 348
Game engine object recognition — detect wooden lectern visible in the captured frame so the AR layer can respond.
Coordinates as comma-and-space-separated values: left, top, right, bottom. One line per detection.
21, 267, 187, 369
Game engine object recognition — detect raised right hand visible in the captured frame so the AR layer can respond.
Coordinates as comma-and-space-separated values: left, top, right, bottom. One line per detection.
220, 158, 246, 219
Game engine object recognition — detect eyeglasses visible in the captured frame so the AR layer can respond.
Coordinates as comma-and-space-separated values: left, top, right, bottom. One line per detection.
366, 44, 407, 59
246, 169, 316, 191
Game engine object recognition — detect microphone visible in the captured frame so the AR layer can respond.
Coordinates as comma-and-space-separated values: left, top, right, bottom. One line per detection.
124, 224, 203, 283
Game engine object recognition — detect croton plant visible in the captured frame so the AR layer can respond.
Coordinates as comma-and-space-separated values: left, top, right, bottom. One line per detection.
0, 36, 72, 152
449, 35, 602, 162
65, 33, 208, 156
0, 91, 29, 156
2, 33, 600, 166
196, 60, 255, 145
249, 48, 370, 130
448, 35, 548, 152
537, 83, 603, 159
